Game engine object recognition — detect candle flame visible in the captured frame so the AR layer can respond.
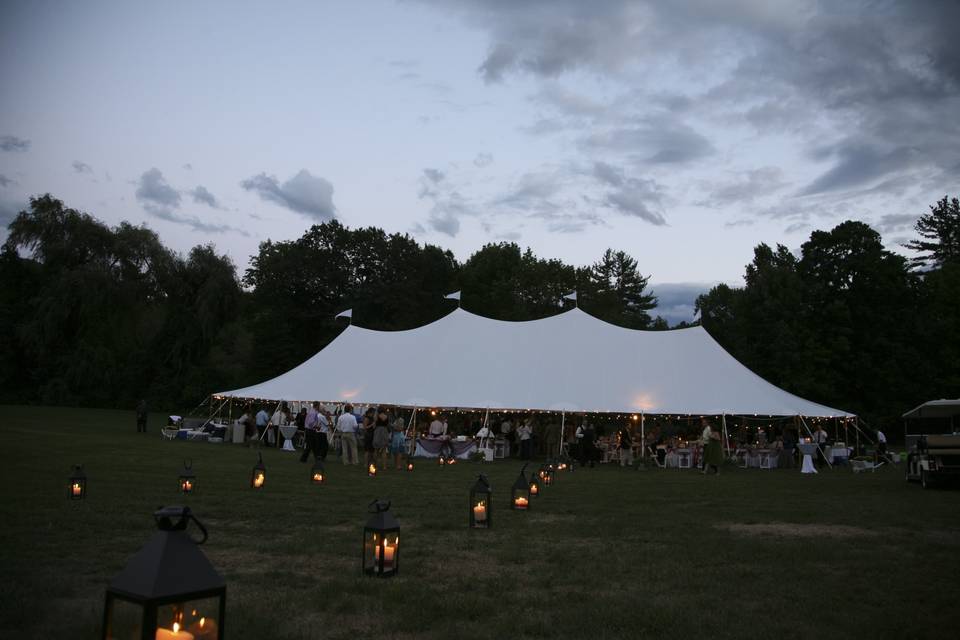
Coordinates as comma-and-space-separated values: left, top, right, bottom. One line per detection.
199, 618, 205, 628
173, 622, 180, 633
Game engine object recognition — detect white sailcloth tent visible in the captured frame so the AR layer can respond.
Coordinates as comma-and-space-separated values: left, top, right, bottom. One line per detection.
216, 307, 851, 418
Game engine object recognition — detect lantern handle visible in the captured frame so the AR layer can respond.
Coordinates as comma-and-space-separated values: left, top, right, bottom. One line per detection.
187, 511, 209, 545
368, 498, 391, 513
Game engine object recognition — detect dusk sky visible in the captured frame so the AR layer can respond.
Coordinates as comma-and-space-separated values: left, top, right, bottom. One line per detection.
2, 1, 958, 323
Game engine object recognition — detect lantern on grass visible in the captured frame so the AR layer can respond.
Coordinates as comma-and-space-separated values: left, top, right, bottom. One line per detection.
540, 465, 554, 487
469, 474, 492, 529
250, 453, 265, 489
101, 506, 225, 640
368, 463, 378, 477
511, 467, 531, 511
446, 456, 457, 466
528, 475, 540, 498
362, 499, 400, 578
179, 460, 196, 495
437, 455, 446, 466
311, 461, 326, 485
68, 464, 87, 500
406, 461, 414, 472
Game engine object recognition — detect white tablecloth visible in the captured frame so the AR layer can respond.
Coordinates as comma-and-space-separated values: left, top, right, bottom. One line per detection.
797, 443, 818, 474
279, 425, 298, 451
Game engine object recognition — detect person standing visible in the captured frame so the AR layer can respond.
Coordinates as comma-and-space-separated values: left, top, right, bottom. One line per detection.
136, 399, 148, 433
270, 405, 285, 448
876, 429, 888, 463
390, 417, 407, 470
618, 423, 634, 467
701, 418, 722, 475
337, 404, 360, 465
813, 424, 829, 467
255, 406, 270, 446
429, 413, 446, 437
317, 407, 331, 461
300, 402, 321, 462
517, 419, 533, 460
373, 408, 391, 467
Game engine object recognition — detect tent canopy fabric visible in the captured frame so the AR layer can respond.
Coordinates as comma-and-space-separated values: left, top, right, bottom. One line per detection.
216, 308, 853, 417
902, 399, 960, 419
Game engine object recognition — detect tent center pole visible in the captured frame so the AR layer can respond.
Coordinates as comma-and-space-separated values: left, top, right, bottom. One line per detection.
640, 413, 645, 459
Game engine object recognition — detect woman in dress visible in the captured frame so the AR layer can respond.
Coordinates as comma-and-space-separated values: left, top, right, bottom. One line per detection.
389, 417, 407, 469
372, 408, 391, 467
701, 418, 723, 475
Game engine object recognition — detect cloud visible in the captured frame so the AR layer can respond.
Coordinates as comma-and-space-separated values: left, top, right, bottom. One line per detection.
135, 168, 181, 212
784, 222, 809, 234
592, 161, 624, 187
724, 219, 755, 228
580, 117, 714, 164
604, 179, 666, 225
72, 160, 93, 174
874, 213, 918, 234
424, 0, 960, 217
473, 152, 494, 167
702, 167, 787, 206
240, 170, 336, 221
423, 168, 445, 184
135, 168, 239, 234
182, 163, 193, 170
649, 282, 717, 325
0, 174, 15, 188
0, 135, 30, 152
190, 185, 220, 208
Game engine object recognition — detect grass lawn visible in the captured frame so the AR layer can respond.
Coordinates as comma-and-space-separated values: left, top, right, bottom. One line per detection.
2, 405, 959, 639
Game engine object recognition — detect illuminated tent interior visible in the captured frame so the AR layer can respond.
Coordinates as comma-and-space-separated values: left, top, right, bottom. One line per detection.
216, 308, 851, 418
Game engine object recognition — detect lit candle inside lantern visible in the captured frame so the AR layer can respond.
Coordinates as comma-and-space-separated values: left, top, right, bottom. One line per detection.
368, 464, 377, 476
529, 483, 539, 496
406, 462, 414, 471
155, 622, 194, 640
71, 483, 82, 497
473, 502, 487, 522
182, 480, 193, 492
187, 617, 217, 640
313, 473, 323, 482
514, 496, 529, 509
253, 473, 264, 488
374, 539, 397, 571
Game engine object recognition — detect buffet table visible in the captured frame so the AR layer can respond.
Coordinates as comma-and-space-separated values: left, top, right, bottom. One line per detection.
415, 437, 477, 459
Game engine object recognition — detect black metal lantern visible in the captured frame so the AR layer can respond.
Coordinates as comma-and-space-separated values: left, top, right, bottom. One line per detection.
250, 453, 265, 489
406, 461, 414, 472
540, 465, 554, 486
362, 499, 400, 578
437, 455, 446, 466
311, 460, 326, 485
528, 474, 540, 498
469, 474, 492, 529
68, 464, 87, 500
368, 462, 378, 477
179, 460, 196, 495
511, 467, 531, 511
102, 506, 226, 640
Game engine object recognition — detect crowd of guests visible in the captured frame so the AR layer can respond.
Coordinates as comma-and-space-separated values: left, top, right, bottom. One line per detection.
230, 403, 878, 470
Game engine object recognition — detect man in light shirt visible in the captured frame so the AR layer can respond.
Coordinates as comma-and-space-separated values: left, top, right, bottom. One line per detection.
429, 414, 446, 437
300, 402, 322, 463
255, 406, 270, 445
337, 403, 360, 465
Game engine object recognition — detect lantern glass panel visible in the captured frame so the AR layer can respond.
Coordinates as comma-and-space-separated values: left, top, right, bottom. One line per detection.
469, 475, 492, 529
362, 530, 399, 577
157, 596, 223, 639
68, 465, 87, 500
179, 475, 196, 494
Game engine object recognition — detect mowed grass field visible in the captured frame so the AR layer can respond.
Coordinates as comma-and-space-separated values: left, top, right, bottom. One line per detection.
2, 406, 959, 639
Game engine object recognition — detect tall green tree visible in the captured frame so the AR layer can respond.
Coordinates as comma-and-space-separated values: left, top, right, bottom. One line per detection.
580, 249, 657, 328
904, 195, 960, 268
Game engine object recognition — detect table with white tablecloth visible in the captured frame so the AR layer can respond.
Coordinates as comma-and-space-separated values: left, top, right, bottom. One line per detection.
797, 442, 818, 474
414, 437, 477, 459
279, 425, 298, 451
825, 445, 852, 464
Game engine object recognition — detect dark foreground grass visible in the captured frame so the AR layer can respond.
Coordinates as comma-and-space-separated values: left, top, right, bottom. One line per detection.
2, 405, 959, 639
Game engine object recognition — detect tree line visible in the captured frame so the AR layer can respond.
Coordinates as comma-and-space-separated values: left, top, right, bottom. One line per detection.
1, 193, 957, 430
